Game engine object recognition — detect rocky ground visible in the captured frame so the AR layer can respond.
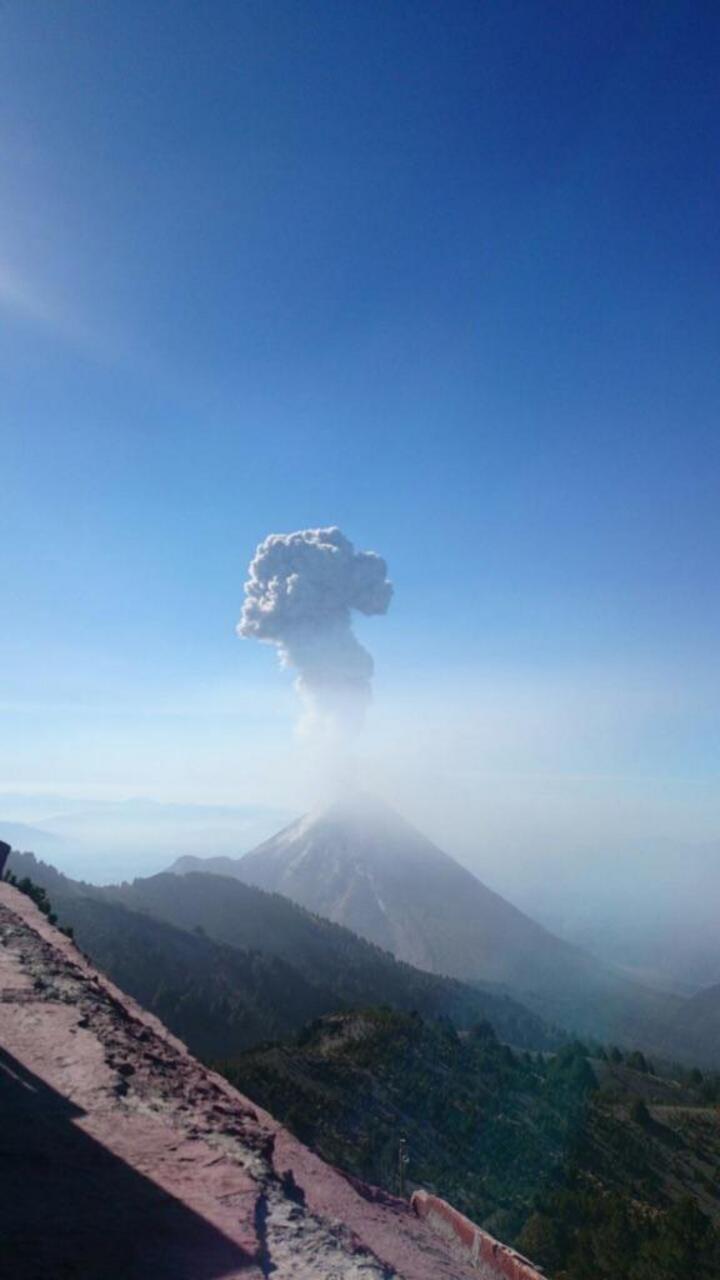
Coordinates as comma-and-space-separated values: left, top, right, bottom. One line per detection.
0, 881, 481, 1279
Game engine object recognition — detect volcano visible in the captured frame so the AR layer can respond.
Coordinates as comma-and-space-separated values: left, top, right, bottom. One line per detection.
236, 793, 567, 983
172, 793, 677, 1044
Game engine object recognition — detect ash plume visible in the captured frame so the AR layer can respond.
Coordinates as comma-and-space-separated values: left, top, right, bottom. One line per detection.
238, 527, 392, 734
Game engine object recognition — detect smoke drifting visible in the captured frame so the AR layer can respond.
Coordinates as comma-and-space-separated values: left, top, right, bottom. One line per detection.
238, 527, 393, 734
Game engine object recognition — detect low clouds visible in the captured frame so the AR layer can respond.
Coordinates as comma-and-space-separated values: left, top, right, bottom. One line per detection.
238, 527, 393, 734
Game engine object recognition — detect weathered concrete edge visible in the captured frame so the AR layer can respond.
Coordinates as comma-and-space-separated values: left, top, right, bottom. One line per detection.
411, 1190, 544, 1280
0, 880, 486, 1280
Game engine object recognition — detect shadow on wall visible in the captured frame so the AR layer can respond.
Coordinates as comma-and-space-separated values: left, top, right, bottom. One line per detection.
0, 1047, 256, 1278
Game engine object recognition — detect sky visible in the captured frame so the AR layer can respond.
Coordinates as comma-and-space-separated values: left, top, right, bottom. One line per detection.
1, 1, 719, 883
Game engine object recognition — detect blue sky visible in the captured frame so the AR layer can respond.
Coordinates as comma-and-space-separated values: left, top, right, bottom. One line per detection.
1, 2, 719, 869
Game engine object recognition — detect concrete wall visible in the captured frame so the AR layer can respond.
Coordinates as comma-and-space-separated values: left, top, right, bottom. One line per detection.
411, 1191, 544, 1280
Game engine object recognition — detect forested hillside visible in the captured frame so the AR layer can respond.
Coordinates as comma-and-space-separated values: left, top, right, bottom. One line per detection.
223, 1010, 720, 1280
6, 851, 559, 1053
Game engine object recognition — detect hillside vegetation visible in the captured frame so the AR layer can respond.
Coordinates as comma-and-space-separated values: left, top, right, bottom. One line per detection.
6, 852, 559, 1054
7, 852, 720, 1278
223, 1010, 720, 1280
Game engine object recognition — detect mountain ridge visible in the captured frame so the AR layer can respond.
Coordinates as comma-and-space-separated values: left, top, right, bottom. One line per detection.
7, 848, 559, 1054
170, 794, 680, 1048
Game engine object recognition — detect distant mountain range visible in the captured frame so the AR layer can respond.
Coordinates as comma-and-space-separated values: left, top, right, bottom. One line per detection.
657, 981, 720, 1069
9, 787, 720, 1067
6, 792, 720, 994
170, 793, 681, 1051
0, 796, 293, 882
0, 821, 68, 861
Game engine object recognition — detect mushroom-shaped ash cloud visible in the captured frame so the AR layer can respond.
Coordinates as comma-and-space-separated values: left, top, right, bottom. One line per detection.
238, 527, 392, 733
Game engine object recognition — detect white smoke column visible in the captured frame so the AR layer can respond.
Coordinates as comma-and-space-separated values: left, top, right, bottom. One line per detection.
238, 527, 393, 737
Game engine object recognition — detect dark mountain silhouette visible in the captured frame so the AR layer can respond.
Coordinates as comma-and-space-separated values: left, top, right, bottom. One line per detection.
7, 849, 559, 1053
171, 852, 244, 877
50, 894, 336, 1058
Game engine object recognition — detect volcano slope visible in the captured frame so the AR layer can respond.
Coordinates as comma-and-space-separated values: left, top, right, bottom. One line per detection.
0, 877, 496, 1280
190, 794, 679, 1050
